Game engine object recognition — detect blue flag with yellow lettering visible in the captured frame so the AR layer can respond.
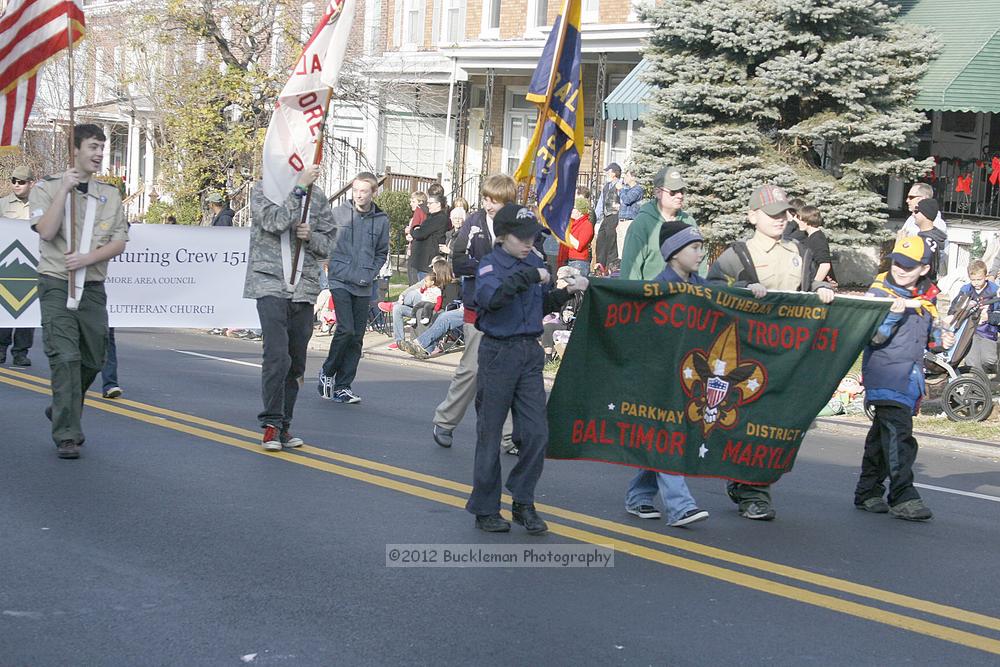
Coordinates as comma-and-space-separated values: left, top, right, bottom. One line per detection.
513, 0, 583, 246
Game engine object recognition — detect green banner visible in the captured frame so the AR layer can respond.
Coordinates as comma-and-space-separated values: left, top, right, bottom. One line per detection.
546, 279, 890, 485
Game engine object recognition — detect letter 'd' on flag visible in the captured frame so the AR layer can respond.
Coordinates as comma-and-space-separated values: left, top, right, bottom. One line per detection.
262, 0, 357, 204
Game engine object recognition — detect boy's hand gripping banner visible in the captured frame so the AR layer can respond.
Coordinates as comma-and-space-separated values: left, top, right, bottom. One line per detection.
547, 279, 890, 485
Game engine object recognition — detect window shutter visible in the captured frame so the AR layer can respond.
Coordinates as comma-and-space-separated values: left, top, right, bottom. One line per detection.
392, 0, 403, 47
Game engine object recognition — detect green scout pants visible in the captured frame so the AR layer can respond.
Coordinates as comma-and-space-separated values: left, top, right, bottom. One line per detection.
38, 276, 108, 445
727, 482, 772, 509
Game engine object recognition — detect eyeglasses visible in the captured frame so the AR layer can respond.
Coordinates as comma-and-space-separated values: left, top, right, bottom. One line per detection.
11, 178, 27, 185
659, 187, 686, 196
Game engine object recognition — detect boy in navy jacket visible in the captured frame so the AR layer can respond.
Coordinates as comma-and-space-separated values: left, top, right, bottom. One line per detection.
466, 204, 588, 534
855, 236, 954, 521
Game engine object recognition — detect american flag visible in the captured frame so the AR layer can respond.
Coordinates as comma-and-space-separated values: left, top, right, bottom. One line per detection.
0, 0, 85, 150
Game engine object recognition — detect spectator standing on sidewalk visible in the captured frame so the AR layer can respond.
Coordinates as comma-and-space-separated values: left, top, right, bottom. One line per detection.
318, 172, 389, 404
1, 165, 36, 367
207, 192, 235, 227
245, 164, 335, 450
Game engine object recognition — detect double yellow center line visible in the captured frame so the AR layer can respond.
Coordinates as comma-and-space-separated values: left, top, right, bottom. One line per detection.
3, 365, 999, 655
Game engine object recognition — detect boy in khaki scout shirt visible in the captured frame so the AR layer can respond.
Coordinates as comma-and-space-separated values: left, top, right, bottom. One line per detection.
29, 124, 128, 459
708, 184, 835, 520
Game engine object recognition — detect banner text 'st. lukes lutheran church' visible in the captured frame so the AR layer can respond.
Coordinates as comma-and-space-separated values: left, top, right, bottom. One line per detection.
546, 280, 890, 486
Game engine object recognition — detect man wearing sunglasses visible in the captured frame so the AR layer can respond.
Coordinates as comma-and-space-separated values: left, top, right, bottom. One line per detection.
620, 165, 698, 281
1, 166, 36, 367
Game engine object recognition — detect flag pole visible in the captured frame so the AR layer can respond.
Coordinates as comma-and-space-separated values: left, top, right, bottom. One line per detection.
289, 87, 334, 286
65, 13, 78, 309
520, 0, 573, 205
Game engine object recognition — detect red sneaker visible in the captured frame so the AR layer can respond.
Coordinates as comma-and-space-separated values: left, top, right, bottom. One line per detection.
377, 301, 394, 313
262, 424, 281, 452
387, 342, 400, 350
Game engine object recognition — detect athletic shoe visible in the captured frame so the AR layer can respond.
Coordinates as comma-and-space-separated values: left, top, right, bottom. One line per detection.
317, 370, 334, 400
333, 388, 362, 404
889, 499, 932, 521
280, 430, 304, 448
739, 501, 776, 521
262, 424, 282, 451
432, 424, 453, 448
56, 440, 80, 459
855, 497, 890, 513
387, 342, 400, 350
669, 508, 709, 527
626, 505, 662, 520
377, 301, 394, 313
103, 386, 123, 399
403, 341, 429, 360
11, 354, 30, 367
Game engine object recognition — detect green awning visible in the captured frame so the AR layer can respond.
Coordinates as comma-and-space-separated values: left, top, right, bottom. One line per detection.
603, 59, 652, 121
900, 0, 1000, 113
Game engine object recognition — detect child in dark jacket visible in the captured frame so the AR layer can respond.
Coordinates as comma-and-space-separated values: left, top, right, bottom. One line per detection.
466, 204, 589, 534
855, 236, 954, 521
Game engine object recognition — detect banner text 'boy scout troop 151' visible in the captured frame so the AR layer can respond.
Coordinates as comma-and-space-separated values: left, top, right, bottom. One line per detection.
546, 279, 891, 486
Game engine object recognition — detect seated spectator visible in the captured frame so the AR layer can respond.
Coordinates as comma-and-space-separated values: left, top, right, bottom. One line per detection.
557, 198, 595, 276
947, 259, 999, 377
399, 306, 465, 359
380, 258, 454, 348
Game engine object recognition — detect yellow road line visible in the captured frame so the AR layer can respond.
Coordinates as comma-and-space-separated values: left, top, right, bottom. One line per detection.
4, 368, 1000, 654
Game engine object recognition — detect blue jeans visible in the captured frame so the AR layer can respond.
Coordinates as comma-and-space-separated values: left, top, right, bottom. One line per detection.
101, 327, 118, 391
415, 308, 464, 351
392, 304, 414, 342
625, 469, 697, 524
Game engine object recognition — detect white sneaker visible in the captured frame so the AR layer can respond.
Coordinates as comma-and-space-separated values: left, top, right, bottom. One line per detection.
333, 388, 362, 404
317, 370, 334, 400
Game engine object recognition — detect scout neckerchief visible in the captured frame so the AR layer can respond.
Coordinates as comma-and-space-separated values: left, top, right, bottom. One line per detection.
63, 184, 98, 311
279, 197, 307, 292
870, 271, 940, 319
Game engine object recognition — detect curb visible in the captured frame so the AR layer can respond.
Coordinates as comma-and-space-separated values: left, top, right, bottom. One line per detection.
814, 416, 1000, 451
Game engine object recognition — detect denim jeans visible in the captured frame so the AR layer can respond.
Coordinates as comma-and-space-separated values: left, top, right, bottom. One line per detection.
256, 297, 314, 429
101, 327, 118, 391
392, 304, 414, 342
625, 469, 698, 524
415, 308, 464, 351
321, 289, 369, 390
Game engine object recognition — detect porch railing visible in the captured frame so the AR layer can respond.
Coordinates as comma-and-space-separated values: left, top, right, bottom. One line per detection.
935, 160, 1000, 221
327, 166, 441, 207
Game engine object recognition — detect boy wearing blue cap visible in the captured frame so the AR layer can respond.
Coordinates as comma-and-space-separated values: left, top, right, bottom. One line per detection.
466, 204, 589, 534
855, 236, 954, 521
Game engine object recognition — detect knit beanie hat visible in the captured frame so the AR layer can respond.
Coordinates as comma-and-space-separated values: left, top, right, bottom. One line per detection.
659, 221, 703, 261
916, 198, 939, 221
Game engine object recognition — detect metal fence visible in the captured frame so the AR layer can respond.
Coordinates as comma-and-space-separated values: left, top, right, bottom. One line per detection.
936, 160, 1000, 221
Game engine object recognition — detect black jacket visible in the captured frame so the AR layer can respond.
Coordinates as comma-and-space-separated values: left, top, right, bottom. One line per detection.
212, 206, 235, 227
410, 209, 449, 272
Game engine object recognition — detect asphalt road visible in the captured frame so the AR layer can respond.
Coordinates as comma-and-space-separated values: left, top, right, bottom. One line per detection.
2, 329, 999, 666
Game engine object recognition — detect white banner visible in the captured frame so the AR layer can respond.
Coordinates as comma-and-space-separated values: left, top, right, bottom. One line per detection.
0, 219, 260, 328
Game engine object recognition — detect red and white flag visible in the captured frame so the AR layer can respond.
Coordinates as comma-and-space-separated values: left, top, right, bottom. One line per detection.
262, 0, 357, 204
0, 0, 85, 151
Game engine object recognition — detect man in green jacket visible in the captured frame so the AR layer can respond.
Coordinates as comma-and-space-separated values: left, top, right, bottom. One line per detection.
619, 165, 696, 280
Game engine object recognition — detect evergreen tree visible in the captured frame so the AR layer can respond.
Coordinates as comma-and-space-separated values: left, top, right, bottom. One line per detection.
632, 0, 938, 245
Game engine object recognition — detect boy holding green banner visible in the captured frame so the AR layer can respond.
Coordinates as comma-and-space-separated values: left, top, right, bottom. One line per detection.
707, 184, 835, 520
854, 236, 954, 521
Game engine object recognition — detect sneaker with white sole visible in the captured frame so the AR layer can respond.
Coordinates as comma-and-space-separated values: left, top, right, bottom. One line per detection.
262, 424, 282, 451
669, 508, 709, 527
739, 501, 776, 521
626, 505, 662, 520
280, 430, 304, 448
103, 386, 123, 399
333, 388, 362, 404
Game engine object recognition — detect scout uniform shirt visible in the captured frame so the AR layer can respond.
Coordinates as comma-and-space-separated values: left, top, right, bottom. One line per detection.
28, 175, 128, 282
1, 193, 30, 220
744, 230, 802, 291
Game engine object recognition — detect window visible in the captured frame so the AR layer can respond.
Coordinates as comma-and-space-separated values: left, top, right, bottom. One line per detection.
382, 114, 448, 177
526, 0, 548, 32
440, 0, 464, 43
403, 0, 424, 47
481, 0, 501, 37
582, 0, 599, 23
504, 90, 538, 175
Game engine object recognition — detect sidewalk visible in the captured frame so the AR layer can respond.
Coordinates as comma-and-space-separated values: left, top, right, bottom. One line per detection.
306, 329, 464, 376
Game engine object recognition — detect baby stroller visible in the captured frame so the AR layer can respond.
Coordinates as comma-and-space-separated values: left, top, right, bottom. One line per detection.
923, 293, 1000, 422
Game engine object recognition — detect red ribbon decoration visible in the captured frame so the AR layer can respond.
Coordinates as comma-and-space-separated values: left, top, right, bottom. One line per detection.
955, 174, 973, 195
990, 157, 1000, 186
977, 160, 985, 169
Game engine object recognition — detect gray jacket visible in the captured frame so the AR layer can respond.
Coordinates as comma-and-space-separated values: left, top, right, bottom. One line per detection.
327, 199, 390, 297
243, 183, 335, 302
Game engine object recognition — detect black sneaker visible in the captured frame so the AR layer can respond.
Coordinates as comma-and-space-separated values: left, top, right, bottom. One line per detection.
11, 354, 30, 367
333, 388, 361, 404
511, 502, 548, 535
626, 504, 662, 520
280, 430, 303, 448
475, 513, 511, 532
669, 508, 709, 527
